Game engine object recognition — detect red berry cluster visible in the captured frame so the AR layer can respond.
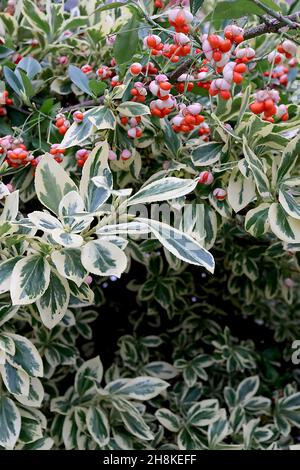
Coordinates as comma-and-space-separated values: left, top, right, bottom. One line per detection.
176, 72, 194, 93
264, 64, 290, 87
111, 75, 122, 87
0, 90, 13, 117
201, 26, 255, 100
55, 113, 70, 135
168, 8, 193, 34
149, 74, 176, 118
198, 122, 210, 140
120, 115, 143, 139
107, 147, 132, 162
198, 171, 214, 186
265, 40, 297, 87
50, 144, 66, 163
224, 25, 244, 45
130, 81, 147, 103
96, 65, 113, 80
144, 32, 191, 63
213, 188, 227, 200
249, 89, 288, 122
0, 136, 34, 168
76, 148, 90, 167
171, 103, 204, 133
154, 0, 164, 8
81, 64, 93, 74
277, 39, 297, 59
143, 35, 164, 56
73, 110, 84, 123
196, 62, 211, 90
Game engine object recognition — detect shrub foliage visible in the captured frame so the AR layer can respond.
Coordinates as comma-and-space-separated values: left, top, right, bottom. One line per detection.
0, 0, 300, 451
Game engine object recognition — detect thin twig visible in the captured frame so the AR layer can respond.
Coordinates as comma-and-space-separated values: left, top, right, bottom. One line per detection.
244, 10, 300, 39
251, 0, 300, 28
62, 98, 104, 113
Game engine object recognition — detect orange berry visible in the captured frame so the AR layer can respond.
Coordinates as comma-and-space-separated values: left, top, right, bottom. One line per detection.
219, 39, 232, 53
220, 90, 231, 100
249, 102, 264, 114
160, 82, 172, 91
235, 63, 247, 73
233, 72, 243, 84
234, 34, 244, 44
130, 63, 142, 75
184, 115, 196, 125
224, 31, 233, 41
55, 118, 65, 128
264, 99, 275, 112
121, 116, 128, 125
208, 35, 220, 49
213, 51, 222, 62
58, 125, 67, 135
195, 115, 205, 124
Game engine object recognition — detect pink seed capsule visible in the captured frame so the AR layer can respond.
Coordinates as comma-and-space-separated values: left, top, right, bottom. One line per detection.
283, 277, 294, 288
85, 275, 93, 285
187, 103, 202, 115
213, 188, 227, 200
198, 171, 214, 185
73, 111, 84, 122
6, 183, 14, 192
108, 150, 117, 161
76, 148, 89, 160
59, 56, 69, 65
121, 149, 132, 160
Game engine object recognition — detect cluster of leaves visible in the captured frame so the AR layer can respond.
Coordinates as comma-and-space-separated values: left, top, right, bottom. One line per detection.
0, 0, 300, 450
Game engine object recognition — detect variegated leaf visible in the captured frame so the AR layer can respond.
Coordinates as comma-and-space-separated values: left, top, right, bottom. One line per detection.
276, 133, 300, 185
209, 193, 232, 219
15, 377, 44, 408
269, 203, 300, 243
86, 406, 110, 447
136, 218, 215, 273
81, 240, 127, 277
10, 255, 50, 305
196, 204, 217, 250
0, 360, 30, 395
0, 191, 19, 222
0, 396, 21, 449
36, 269, 70, 329
117, 102, 150, 117
51, 248, 87, 287
6, 333, 43, 377
245, 203, 270, 238
192, 142, 223, 166
79, 142, 112, 212
75, 356, 103, 396
59, 191, 85, 217
228, 168, 256, 213
97, 222, 150, 236
35, 155, 78, 215
28, 211, 62, 232
51, 228, 84, 248
279, 183, 300, 220
0, 333, 15, 355
105, 376, 169, 400
127, 177, 197, 206
155, 408, 181, 432
242, 137, 270, 198
59, 108, 97, 148
0, 256, 22, 294
88, 106, 116, 130
0, 304, 19, 327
